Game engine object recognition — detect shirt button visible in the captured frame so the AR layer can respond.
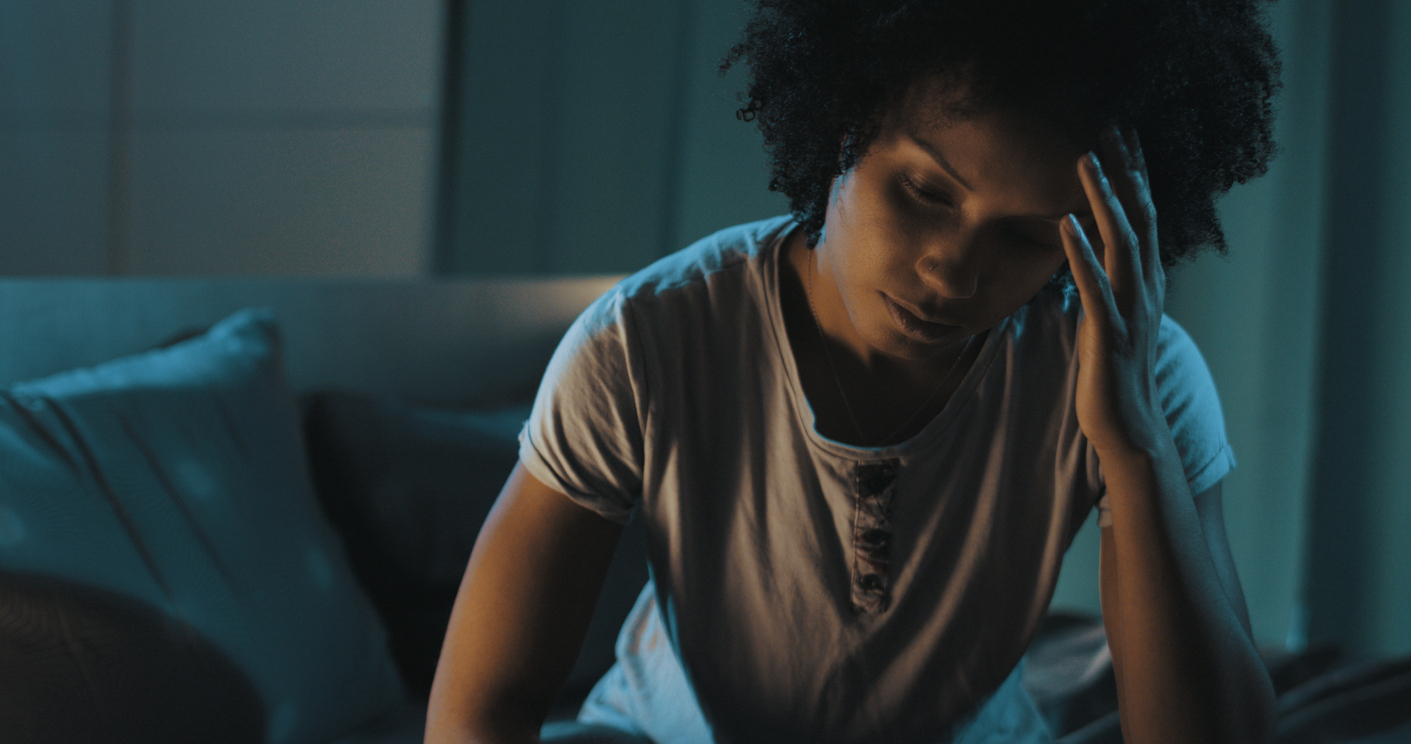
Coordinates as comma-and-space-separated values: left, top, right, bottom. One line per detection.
861, 528, 890, 547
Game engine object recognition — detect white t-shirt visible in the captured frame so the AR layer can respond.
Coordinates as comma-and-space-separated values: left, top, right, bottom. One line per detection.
520, 216, 1235, 744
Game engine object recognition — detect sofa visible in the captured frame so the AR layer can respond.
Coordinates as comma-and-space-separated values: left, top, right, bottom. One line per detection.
2, 278, 1409, 744
0, 277, 649, 744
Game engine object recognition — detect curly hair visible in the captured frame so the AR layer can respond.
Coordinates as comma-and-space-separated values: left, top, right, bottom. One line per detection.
723, 0, 1281, 267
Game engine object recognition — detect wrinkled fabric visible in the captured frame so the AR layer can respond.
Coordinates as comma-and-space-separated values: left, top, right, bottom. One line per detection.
578, 584, 1054, 744
522, 217, 1234, 744
0, 310, 409, 744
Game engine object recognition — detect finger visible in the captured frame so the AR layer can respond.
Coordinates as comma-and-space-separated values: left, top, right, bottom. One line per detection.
1078, 149, 1141, 302
1061, 212, 1117, 328
1100, 127, 1152, 237
1121, 129, 1162, 285
1103, 127, 1160, 286
1124, 129, 1148, 187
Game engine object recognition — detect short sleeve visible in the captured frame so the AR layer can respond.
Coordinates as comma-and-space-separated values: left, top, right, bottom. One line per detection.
518, 288, 646, 524
1095, 315, 1235, 527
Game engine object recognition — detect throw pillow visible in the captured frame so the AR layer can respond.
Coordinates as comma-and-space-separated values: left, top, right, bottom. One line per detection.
0, 309, 409, 744
301, 391, 527, 699
300, 391, 649, 708
0, 568, 265, 744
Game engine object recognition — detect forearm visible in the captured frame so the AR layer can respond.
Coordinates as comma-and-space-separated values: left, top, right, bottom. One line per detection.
425, 580, 555, 744
424, 678, 543, 744
425, 463, 622, 744
1099, 436, 1275, 744
425, 718, 538, 744
425, 529, 567, 744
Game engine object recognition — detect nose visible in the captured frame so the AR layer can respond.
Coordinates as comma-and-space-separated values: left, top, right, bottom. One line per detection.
917, 233, 981, 299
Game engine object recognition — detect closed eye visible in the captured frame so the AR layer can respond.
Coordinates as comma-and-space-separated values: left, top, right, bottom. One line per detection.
898, 173, 953, 208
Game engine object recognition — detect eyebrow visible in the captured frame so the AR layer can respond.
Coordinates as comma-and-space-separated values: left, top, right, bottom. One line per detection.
906, 132, 975, 192
906, 131, 1094, 222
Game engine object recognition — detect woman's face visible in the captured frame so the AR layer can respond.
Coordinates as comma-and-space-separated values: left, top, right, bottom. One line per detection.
810, 79, 1095, 365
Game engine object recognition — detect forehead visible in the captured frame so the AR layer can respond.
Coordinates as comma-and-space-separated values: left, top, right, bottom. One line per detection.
879, 75, 1090, 215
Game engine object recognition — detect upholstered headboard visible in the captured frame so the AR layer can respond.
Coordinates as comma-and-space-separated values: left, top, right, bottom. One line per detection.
0, 277, 620, 405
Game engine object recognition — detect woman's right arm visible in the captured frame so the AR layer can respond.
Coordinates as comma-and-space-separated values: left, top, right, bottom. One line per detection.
425, 461, 625, 744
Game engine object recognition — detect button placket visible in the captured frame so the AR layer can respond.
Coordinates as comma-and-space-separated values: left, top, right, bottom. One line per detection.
851, 459, 899, 614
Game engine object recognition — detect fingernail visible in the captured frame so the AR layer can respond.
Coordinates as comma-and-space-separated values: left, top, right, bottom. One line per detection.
1063, 213, 1082, 236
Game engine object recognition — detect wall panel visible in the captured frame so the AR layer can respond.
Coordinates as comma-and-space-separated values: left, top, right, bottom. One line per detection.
0, 1, 113, 274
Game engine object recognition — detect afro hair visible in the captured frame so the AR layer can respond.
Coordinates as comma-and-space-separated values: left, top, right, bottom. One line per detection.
725, 0, 1282, 267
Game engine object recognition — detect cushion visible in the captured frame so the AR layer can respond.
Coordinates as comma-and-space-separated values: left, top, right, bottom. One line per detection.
301, 391, 528, 698
0, 568, 265, 744
0, 309, 408, 744
300, 391, 649, 708
301, 391, 531, 589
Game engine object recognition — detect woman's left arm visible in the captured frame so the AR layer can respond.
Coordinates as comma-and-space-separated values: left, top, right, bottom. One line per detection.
1060, 127, 1277, 744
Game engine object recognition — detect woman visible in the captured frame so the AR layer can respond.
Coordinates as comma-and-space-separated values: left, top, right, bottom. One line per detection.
427, 1, 1282, 742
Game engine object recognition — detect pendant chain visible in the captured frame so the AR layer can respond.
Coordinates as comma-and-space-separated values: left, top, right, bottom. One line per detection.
804, 254, 976, 447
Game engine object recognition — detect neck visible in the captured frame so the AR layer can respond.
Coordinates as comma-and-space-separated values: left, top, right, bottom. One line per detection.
783, 232, 982, 446
790, 230, 972, 387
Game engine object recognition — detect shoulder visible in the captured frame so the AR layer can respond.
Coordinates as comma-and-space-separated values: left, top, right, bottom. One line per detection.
1145, 315, 1236, 492
1155, 315, 1210, 378
1022, 289, 1226, 431
567, 216, 794, 350
1153, 315, 1223, 414
521, 218, 795, 520
1152, 316, 1233, 486
1010, 291, 1233, 492
550, 215, 795, 377
610, 215, 795, 306
1008, 288, 1216, 380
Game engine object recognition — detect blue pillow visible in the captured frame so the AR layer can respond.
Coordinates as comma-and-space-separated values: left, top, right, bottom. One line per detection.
0, 309, 409, 744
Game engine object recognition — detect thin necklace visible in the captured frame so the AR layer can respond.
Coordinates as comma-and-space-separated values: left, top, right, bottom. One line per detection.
805, 253, 976, 447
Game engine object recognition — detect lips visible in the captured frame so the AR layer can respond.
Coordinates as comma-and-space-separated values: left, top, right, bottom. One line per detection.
883, 295, 957, 344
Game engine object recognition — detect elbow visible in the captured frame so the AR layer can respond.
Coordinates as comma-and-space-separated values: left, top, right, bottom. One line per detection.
1200, 613, 1278, 744
1121, 651, 1279, 744
425, 681, 544, 744
424, 717, 540, 744
425, 702, 544, 744
1240, 646, 1279, 744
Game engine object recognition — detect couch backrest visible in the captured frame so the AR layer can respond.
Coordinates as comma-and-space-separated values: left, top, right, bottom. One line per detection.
0, 276, 620, 405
